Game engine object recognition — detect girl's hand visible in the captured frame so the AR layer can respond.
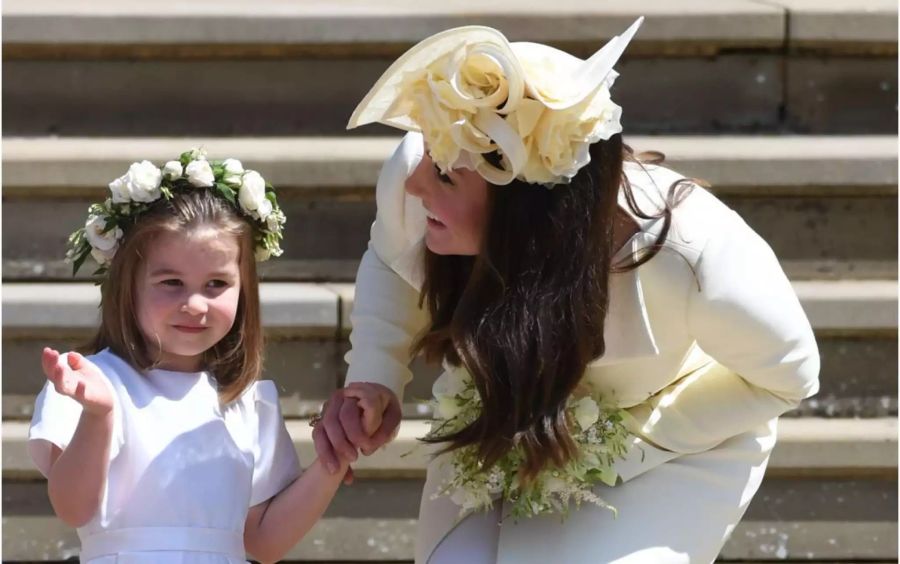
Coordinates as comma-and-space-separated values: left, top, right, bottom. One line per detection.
41, 348, 113, 416
312, 383, 402, 481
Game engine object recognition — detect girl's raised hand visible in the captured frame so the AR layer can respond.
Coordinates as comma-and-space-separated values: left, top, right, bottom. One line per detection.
41, 348, 114, 416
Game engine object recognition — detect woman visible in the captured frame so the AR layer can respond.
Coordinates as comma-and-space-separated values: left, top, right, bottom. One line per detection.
313, 18, 820, 563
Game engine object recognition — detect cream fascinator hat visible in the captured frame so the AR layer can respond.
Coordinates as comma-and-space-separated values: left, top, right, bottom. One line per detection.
348, 17, 643, 187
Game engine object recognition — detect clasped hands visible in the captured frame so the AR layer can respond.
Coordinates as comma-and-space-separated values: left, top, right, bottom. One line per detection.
312, 382, 401, 484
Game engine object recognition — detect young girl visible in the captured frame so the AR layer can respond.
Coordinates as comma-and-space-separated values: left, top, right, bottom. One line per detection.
29, 149, 379, 563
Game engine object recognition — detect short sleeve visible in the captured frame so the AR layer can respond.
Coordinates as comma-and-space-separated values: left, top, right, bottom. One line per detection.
28, 353, 123, 478
249, 380, 301, 507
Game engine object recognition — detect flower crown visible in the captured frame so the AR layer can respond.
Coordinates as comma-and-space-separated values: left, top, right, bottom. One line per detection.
66, 148, 286, 276
348, 18, 643, 187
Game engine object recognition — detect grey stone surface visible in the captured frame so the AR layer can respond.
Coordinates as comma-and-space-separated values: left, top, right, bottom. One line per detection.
721, 194, 898, 264
765, 0, 898, 44
4, 194, 897, 267
5, 136, 896, 193
1, 282, 341, 336
2, 1, 785, 46
786, 56, 898, 133
2, 55, 784, 136
5, 418, 896, 479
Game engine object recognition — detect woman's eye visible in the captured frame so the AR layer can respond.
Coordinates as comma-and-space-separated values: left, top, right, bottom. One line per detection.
208, 280, 228, 289
434, 164, 454, 185
160, 279, 182, 287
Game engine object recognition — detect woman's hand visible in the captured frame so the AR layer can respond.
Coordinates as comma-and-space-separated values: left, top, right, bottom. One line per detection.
41, 348, 113, 417
312, 382, 402, 482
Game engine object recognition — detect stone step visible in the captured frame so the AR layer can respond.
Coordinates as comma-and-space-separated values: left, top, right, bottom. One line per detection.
2, 281, 896, 420
3, 136, 897, 272
3, 2, 896, 136
3, 511, 896, 561
7, 281, 892, 335
5, 136, 896, 194
5, 417, 896, 479
3, 419, 897, 560
4, 0, 893, 54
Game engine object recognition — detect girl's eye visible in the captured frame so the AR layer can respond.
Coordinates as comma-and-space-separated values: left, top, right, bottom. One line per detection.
207, 280, 228, 289
160, 279, 182, 287
434, 164, 454, 185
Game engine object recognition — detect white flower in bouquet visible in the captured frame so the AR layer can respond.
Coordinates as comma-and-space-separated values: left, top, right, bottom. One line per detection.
572, 396, 600, 431
185, 159, 215, 187
189, 147, 207, 161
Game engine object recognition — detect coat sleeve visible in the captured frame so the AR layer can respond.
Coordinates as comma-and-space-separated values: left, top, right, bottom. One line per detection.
343, 133, 430, 402
624, 206, 820, 456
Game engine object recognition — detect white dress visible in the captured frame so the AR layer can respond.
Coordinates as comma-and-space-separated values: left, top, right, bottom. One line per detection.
28, 348, 301, 563
343, 132, 820, 563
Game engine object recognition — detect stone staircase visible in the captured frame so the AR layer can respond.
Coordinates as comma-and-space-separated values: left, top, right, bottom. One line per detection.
2, 1, 897, 562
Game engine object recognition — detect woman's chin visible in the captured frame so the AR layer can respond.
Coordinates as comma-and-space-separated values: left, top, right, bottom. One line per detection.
424, 236, 477, 256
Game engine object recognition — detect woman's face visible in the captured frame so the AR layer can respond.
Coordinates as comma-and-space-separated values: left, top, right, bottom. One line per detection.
404, 150, 489, 256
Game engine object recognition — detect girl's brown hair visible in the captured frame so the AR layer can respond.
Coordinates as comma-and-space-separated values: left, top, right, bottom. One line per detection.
415, 134, 694, 480
84, 188, 263, 404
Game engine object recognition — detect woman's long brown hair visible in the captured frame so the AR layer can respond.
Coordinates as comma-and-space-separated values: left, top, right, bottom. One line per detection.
83, 188, 264, 404
415, 134, 694, 479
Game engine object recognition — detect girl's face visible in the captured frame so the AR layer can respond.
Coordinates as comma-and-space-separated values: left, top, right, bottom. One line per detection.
405, 150, 489, 256
135, 227, 242, 372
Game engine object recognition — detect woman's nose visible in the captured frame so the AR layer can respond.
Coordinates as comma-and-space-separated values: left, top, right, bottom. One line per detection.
404, 158, 432, 199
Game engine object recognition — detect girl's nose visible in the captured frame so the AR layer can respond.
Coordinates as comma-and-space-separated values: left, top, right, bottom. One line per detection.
183, 294, 208, 315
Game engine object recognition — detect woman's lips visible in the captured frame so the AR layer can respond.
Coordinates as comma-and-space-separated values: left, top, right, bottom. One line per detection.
426, 213, 447, 229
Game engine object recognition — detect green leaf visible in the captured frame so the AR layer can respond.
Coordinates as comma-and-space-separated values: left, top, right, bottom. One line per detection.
216, 183, 236, 205
72, 248, 91, 276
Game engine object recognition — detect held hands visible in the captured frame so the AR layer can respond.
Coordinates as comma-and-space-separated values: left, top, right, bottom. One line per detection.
41, 348, 113, 417
312, 382, 402, 483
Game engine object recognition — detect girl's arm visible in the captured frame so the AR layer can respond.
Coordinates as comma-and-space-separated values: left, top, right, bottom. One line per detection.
243, 399, 380, 563
242, 458, 347, 563
40, 349, 116, 527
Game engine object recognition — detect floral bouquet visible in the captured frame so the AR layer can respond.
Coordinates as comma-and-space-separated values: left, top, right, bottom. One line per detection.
425, 364, 631, 521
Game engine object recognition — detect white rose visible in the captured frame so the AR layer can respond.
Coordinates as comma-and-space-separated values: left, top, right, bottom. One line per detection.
124, 160, 162, 203
162, 160, 183, 181
185, 159, 215, 187
108, 174, 131, 203
84, 215, 123, 265
238, 170, 267, 213
222, 158, 244, 187
572, 397, 600, 431
189, 147, 207, 161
